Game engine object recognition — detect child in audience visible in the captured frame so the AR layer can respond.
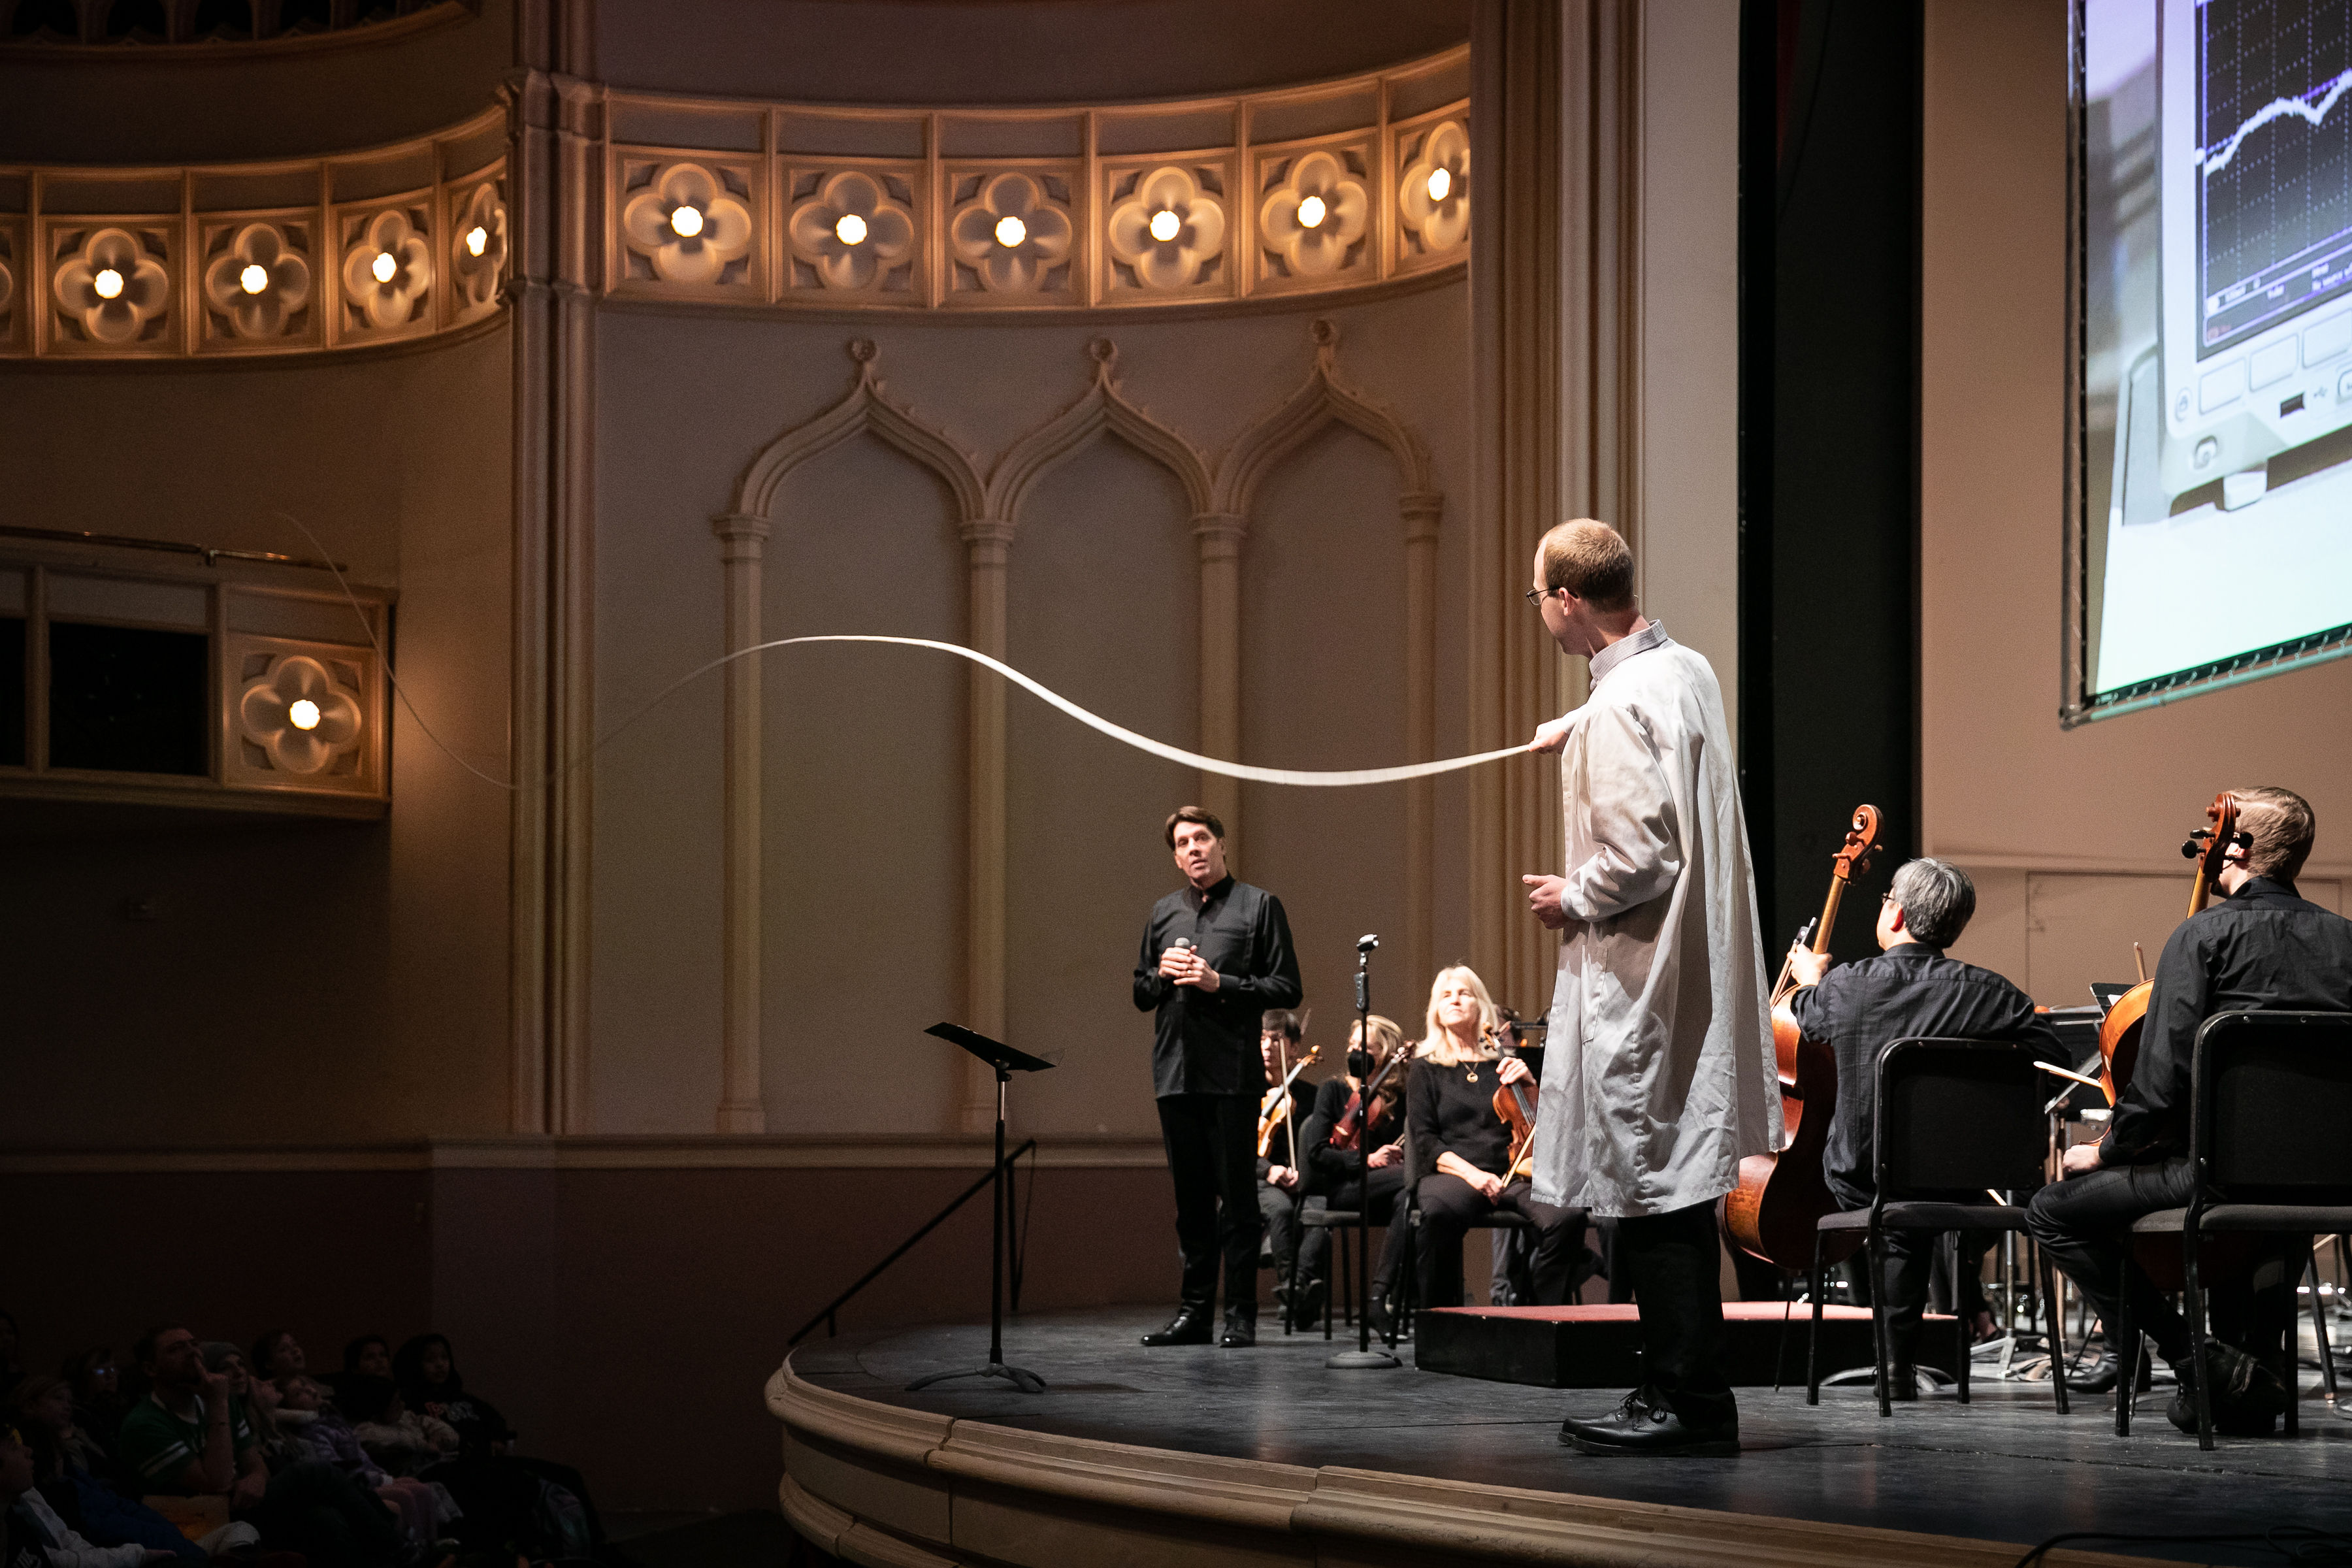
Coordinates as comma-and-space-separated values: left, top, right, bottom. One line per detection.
9, 1380, 206, 1563
392, 1336, 513, 1454
249, 1331, 304, 1386
341, 1377, 457, 1477
3, 1420, 178, 1567
274, 1378, 449, 1548
59, 1354, 125, 1456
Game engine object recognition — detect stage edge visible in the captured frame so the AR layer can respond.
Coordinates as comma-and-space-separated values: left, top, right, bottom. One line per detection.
766, 1358, 2176, 1568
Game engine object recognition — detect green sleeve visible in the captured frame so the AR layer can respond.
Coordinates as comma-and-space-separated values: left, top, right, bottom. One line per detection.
114, 1403, 196, 1491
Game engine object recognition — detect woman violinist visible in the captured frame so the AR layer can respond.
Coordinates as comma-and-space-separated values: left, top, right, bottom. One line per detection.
1297, 1014, 1409, 1331
1405, 966, 1585, 1312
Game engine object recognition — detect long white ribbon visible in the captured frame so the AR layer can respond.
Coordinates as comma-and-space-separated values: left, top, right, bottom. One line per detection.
736, 635, 1530, 787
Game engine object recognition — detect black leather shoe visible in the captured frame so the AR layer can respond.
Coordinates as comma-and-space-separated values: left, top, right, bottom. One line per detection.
2065, 1347, 2153, 1394
1883, 1365, 1920, 1402
1141, 1305, 1213, 1347
1219, 1304, 1258, 1348
1288, 1278, 1326, 1332
1559, 1389, 1739, 1457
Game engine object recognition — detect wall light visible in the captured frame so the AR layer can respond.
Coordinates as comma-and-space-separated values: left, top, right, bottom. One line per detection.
370, 251, 396, 284
1297, 195, 1328, 229
835, 212, 868, 246
1148, 209, 1181, 244
239, 263, 269, 295
994, 214, 1028, 248
287, 698, 321, 731
93, 267, 125, 299
670, 204, 705, 238
465, 225, 489, 258
1428, 167, 1452, 202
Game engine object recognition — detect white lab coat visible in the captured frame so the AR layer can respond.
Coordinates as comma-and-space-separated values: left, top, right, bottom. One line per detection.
1528, 623, 1781, 1219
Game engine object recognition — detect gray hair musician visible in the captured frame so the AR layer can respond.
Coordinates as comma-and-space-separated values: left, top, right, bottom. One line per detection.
1784, 857, 2065, 1396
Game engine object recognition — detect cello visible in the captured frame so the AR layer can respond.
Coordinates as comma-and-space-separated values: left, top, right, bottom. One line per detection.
1721, 804, 1884, 1272
2093, 792, 2245, 1103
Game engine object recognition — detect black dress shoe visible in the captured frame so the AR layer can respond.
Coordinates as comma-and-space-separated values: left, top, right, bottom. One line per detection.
1288, 1278, 1326, 1331
1559, 1389, 1739, 1457
1219, 1304, 1258, 1348
1141, 1305, 1213, 1347
2065, 1347, 2151, 1394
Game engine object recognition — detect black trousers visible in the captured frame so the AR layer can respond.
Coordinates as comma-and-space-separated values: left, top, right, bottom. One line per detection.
1614, 1201, 1737, 1426
1874, 1228, 1995, 1369
1260, 1177, 1305, 1279
1156, 1092, 1262, 1309
246, 1460, 405, 1568
1299, 1163, 1409, 1291
1416, 1173, 1584, 1309
2025, 1156, 2288, 1367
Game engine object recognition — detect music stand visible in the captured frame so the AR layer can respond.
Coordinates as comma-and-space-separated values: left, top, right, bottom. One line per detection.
906, 1022, 1055, 1395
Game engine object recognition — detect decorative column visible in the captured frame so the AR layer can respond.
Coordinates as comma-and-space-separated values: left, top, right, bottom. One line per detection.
504, 20, 601, 1134
713, 512, 770, 1133
1192, 512, 1247, 858
1400, 490, 1443, 991
960, 517, 1015, 1135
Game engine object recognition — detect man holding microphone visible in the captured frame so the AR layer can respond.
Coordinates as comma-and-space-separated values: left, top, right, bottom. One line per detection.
1134, 806, 1304, 1349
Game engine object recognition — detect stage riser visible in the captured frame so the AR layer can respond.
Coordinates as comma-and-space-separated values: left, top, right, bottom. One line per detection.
1413, 1305, 1958, 1388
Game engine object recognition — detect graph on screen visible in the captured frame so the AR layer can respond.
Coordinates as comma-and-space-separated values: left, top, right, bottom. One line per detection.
2070, 0, 2352, 721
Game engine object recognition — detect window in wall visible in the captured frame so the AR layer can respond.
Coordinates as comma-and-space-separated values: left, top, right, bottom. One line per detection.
47, 622, 209, 776
0, 617, 23, 768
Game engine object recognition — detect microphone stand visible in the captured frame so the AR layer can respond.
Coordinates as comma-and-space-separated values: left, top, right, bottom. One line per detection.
1329, 934, 1400, 1369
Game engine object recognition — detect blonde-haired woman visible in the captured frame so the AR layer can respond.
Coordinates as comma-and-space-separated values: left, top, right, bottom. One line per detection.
1406, 966, 1583, 1310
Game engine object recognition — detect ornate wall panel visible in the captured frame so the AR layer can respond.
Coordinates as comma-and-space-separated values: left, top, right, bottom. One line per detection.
600, 45, 1467, 316
0, 108, 507, 360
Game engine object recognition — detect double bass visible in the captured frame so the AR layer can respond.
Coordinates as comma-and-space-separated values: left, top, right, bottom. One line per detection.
2094, 792, 2245, 1103
1721, 804, 1883, 1272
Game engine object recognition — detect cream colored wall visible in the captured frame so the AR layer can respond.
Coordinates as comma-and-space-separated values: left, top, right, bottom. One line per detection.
0, 330, 517, 1143
1634, 0, 1741, 742
587, 287, 1473, 1136
1922, 0, 2352, 1004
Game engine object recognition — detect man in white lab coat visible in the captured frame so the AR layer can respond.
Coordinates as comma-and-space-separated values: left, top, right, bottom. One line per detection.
1520, 519, 1779, 1456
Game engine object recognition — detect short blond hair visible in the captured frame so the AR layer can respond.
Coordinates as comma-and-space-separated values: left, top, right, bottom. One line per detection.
1415, 965, 1501, 1066
1538, 519, 1635, 612
2230, 787, 2317, 883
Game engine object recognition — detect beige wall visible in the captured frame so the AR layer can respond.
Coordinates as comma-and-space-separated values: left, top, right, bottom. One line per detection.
587, 287, 1476, 1136
1921, 0, 2352, 1002
0, 329, 516, 1143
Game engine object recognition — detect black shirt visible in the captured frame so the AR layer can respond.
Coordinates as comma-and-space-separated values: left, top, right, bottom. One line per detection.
2104, 877, 2352, 1166
1406, 1056, 1514, 1181
1789, 943, 2062, 1210
1299, 1073, 1403, 1195
1132, 875, 1303, 1098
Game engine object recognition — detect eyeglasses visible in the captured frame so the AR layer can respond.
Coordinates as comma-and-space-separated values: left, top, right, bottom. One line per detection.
1524, 587, 1554, 610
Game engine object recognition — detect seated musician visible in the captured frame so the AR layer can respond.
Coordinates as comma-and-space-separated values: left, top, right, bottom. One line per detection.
1407, 966, 1584, 1311
1296, 1015, 1411, 1333
2027, 787, 2352, 1437
1254, 1010, 1314, 1326
1786, 857, 2062, 1397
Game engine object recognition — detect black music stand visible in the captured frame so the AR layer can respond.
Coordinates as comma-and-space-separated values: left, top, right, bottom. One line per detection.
906, 1022, 1055, 1395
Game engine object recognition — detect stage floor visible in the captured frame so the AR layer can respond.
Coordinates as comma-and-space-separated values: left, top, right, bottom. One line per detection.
788, 1306, 2351, 1566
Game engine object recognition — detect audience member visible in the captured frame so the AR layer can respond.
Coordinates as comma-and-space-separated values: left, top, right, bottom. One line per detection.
57, 1356, 125, 1457
340, 1377, 457, 1478
2, 1422, 176, 1568
9, 1380, 207, 1563
249, 1332, 304, 1386
393, 1337, 513, 1454
116, 1326, 407, 1568
344, 1337, 393, 1381
274, 1379, 449, 1549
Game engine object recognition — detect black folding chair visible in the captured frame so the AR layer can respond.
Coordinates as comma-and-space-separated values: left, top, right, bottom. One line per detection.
2115, 1011, 2352, 1448
1808, 1037, 2068, 1418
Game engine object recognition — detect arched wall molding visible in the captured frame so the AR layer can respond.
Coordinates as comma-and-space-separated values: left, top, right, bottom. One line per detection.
706, 324, 1443, 1134
0, 107, 509, 361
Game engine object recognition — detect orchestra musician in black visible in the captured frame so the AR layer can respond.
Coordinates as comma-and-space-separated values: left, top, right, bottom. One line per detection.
2027, 787, 2352, 1437
1253, 1009, 1314, 1330
1133, 806, 1304, 1350
1295, 1013, 1412, 1333
1783, 857, 2064, 1397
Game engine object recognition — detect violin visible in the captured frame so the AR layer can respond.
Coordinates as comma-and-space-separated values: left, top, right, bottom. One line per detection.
2095, 792, 2244, 1103
1256, 1045, 1322, 1159
1330, 1041, 1405, 1153
1721, 804, 1882, 1272
1486, 1010, 1540, 1182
